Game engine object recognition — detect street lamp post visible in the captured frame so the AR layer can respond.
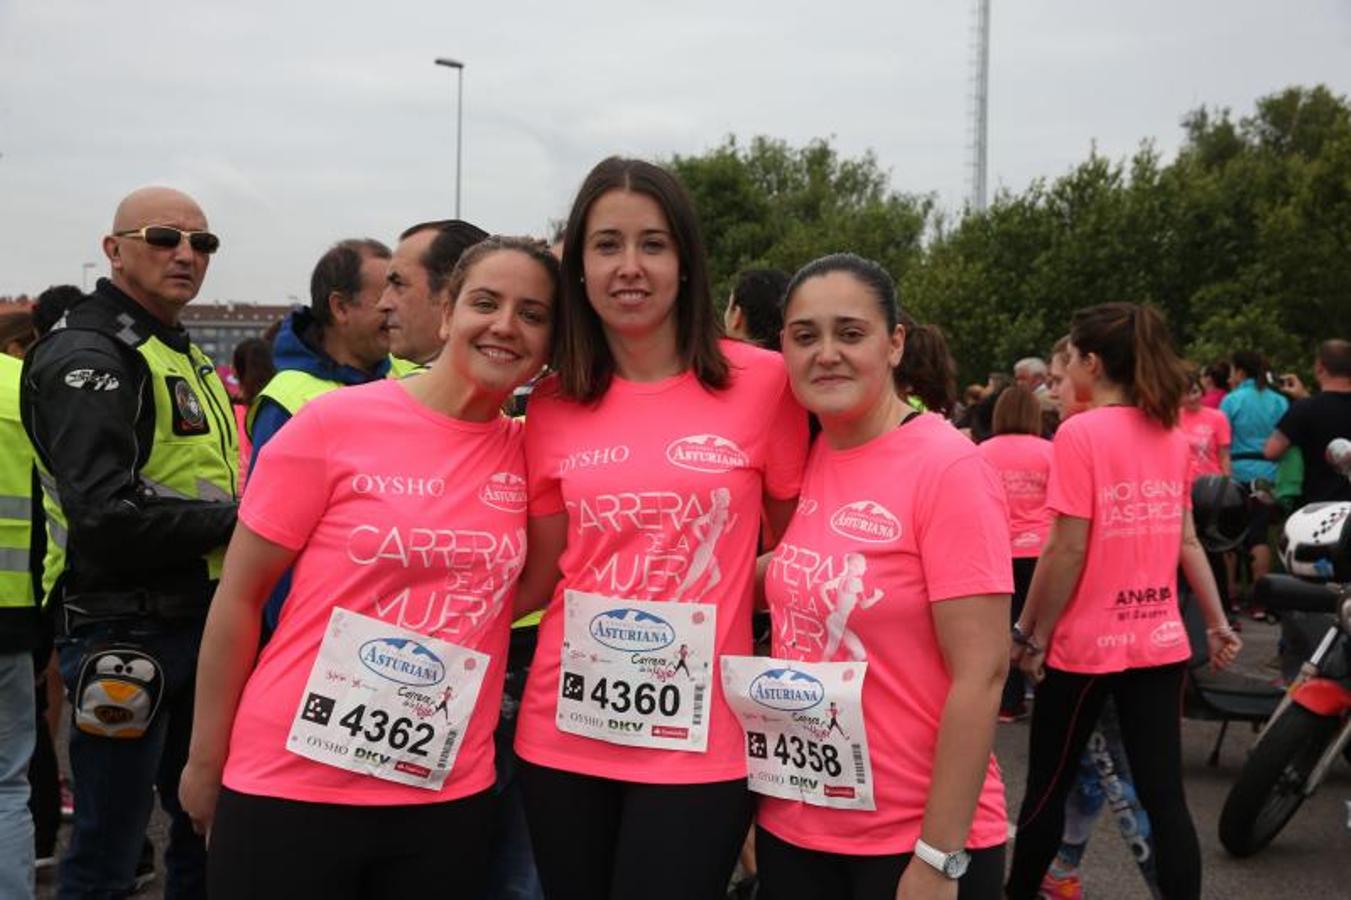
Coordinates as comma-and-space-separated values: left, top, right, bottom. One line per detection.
81, 262, 95, 292
434, 57, 465, 217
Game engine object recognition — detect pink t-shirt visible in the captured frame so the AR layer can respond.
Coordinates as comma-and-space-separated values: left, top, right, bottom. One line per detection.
515, 340, 809, 783
1179, 405, 1231, 478
1044, 406, 1193, 673
759, 415, 1012, 855
223, 379, 525, 805
978, 433, 1054, 558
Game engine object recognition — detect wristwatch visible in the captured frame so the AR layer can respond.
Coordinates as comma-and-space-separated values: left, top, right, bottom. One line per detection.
913, 838, 970, 879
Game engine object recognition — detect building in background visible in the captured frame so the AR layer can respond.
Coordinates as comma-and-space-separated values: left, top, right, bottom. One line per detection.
179, 302, 293, 367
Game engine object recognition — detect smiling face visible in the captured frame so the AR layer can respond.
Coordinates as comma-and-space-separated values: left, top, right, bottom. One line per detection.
781, 270, 904, 425
580, 189, 681, 345
104, 187, 212, 321
439, 248, 555, 397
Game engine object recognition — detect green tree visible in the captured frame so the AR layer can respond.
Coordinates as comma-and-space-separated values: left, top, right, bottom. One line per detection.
671, 85, 1351, 384
666, 137, 931, 305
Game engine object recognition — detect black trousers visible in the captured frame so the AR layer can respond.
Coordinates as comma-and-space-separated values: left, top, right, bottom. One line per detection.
1006, 663, 1200, 900
208, 786, 495, 899
517, 760, 752, 900
755, 826, 1004, 900
1001, 557, 1038, 712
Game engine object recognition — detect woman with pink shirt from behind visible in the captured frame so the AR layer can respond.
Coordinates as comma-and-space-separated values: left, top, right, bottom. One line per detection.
1006, 303, 1242, 900
1179, 367, 1232, 478
178, 237, 560, 899
977, 385, 1053, 722
744, 253, 1012, 900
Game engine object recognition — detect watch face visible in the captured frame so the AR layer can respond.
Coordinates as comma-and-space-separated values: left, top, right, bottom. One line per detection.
944, 851, 970, 879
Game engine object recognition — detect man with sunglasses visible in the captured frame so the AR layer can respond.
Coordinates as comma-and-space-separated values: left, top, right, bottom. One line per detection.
20, 186, 238, 899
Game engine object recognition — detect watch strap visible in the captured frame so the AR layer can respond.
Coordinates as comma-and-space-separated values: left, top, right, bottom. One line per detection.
913, 838, 967, 879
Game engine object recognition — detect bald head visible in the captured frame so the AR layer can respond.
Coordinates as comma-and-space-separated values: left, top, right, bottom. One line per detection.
103, 186, 214, 325
112, 186, 207, 233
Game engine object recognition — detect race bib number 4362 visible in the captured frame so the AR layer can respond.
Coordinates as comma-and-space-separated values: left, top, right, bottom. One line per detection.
721, 656, 875, 811
286, 608, 488, 790
556, 591, 715, 752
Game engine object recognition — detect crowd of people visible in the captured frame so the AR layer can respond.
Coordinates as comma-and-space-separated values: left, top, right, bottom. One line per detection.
0, 156, 1347, 900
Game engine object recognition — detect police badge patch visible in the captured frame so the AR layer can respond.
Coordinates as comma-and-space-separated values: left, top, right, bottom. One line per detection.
166, 376, 209, 435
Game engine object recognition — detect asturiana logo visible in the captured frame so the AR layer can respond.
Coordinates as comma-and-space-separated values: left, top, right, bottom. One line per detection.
1150, 620, 1186, 649
589, 608, 676, 653
479, 472, 528, 513
665, 435, 749, 473
749, 668, 825, 712
829, 501, 902, 543
358, 638, 447, 687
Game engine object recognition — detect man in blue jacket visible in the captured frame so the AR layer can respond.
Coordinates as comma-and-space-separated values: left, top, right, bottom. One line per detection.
247, 238, 392, 461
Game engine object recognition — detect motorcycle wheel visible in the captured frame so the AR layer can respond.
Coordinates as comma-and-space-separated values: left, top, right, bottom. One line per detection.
1219, 704, 1339, 857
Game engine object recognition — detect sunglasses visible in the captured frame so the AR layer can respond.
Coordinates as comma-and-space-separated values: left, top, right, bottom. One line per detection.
114, 225, 221, 255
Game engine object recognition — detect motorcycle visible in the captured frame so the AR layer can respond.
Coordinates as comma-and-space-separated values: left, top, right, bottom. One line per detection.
1218, 479, 1351, 856
1182, 475, 1285, 766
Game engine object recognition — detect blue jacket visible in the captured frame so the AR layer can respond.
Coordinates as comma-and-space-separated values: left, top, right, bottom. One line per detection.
1221, 379, 1289, 483
251, 308, 388, 633
249, 308, 390, 469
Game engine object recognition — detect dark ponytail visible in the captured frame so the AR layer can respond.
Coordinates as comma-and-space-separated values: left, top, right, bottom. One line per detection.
1069, 302, 1186, 429
1230, 350, 1269, 391
894, 315, 957, 416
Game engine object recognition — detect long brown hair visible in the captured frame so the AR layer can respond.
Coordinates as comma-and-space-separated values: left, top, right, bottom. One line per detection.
1069, 302, 1186, 428
992, 385, 1042, 435
894, 315, 956, 416
555, 157, 727, 402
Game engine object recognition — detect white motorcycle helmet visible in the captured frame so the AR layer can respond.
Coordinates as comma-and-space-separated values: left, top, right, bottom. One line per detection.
1279, 501, 1351, 581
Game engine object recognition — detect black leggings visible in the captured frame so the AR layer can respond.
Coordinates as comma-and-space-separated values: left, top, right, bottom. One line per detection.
756, 826, 1004, 900
208, 786, 495, 899
1006, 663, 1199, 900
517, 761, 752, 900
1001, 557, 1038, 712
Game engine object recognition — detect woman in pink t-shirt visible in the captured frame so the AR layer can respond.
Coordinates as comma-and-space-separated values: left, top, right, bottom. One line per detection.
749, 253, 1012, 899
1006, 303, 1242, 900
977, 385, 1053, 722
177, 237, 559, 899
1180, 368, 1232, 478
511, 158, 809, 899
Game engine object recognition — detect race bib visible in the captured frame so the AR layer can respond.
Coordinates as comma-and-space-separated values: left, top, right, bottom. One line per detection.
286, 608, 488, 790
721, 656, 875, 810
556, 591, 715, 752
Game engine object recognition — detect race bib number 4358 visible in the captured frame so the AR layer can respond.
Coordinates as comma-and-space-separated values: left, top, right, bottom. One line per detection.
556, 591, 715, 752
721, 656, 875, 811
286, 608, 488, 790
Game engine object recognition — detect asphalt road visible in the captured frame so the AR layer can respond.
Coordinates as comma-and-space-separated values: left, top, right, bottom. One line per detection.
36, 620, 1351, 899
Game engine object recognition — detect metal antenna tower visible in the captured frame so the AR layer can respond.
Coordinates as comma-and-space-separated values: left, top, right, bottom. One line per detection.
968, 0, 991, 212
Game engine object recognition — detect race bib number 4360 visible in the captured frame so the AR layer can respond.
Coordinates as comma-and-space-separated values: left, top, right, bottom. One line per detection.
721, 656, 875, 810
556, 591, 715, 752
286, 608, 488, 790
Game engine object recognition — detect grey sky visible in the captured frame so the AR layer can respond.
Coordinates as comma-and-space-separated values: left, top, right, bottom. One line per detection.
1, 0, 1348, 303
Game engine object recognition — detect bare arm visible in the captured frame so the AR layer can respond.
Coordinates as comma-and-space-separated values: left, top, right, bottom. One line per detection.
1219, 445, 1232, 477
754, 551, 773, 611
180, 524, 297, 834
900, 594, 1009, 897
1179, 509, 1242, 668
514, 512, 567, 618
1015, 515, 1088, 647
1263, 430, 1291, 461
762, 494, 798, 550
